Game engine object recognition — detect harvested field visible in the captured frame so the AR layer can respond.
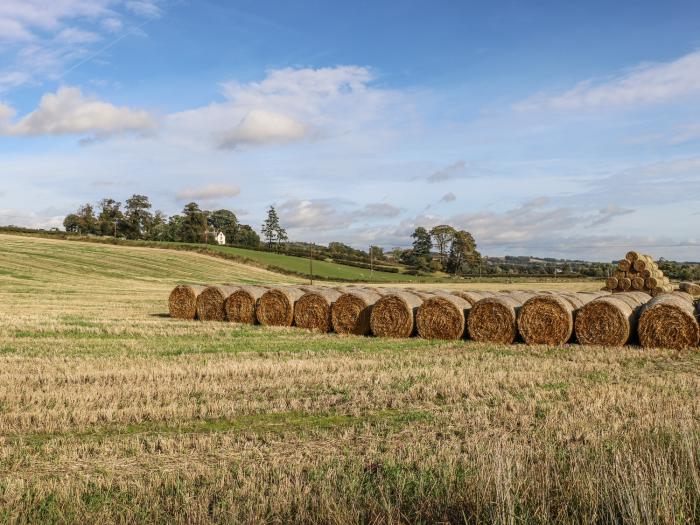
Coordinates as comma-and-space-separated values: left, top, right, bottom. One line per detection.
331, 288, 382, 335
225, 285, 268, 324
575, 291, 651, 347
294, 288, 343, 332
196, 285, 239, 321
416, 294, 470, 340
168, 284, 205, 319
257, 287, 306, 326
638, 293, 700, 349
370, 291, 426, 338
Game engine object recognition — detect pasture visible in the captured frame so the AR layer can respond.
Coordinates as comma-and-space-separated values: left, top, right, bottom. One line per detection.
1, 235, 699, 523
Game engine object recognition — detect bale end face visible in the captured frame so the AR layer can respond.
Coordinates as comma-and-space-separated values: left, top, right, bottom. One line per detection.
257, 288, 299, 327
467, 297, 519, 344
196, 285, 238, 321
370, 295, 417, 338
294, 293, 334, 333
518, 295, 574, 345
225, 287, 266, 324
168, 285, 202, 320
575, 299, 632, 347
416, 296, 467, 340
638, 302, 700, 350
331, 292, 377, 336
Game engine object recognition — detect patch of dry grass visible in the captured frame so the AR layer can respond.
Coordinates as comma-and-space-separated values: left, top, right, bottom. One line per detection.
1, 235, 700, 523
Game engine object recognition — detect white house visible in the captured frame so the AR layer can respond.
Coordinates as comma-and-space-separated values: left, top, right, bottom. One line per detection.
215, 231, 226, 245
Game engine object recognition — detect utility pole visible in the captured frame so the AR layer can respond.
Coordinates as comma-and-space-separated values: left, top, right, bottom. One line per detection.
309, 245, 314, 285
369, 245, 374, 280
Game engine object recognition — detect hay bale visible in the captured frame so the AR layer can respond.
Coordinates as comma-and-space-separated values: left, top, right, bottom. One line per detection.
632, 254, 654, 272
631, 276, 646, 290
256, 287, 306, 327
467, 294, 534, 344
451, 290, 495, 306
518, 292, 606, 345
168, 285, 205, 320
574, 292, 650, 347
619, 277, 632, 291
638, 294, 700, 349
625, 251, 639, 263
618, 259, 631, 272
679, 282, 700, 298
196, 285, 240, 321
370, 291, 426, 338
331, 288, 383, 336
416, 294, 470, 340
225, 286, 268, 324
606, 277, 619, 290
294, 288, 343, 332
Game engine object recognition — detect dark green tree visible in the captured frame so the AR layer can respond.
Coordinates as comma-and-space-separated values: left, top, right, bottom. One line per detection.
234, 224, 260, 248
76, 204, 98, 235
208, 209, 238, 243
446, 230, 481, 274
411, 227, 432, 259
63, 214, 80, 233
97, 198, 123, 236
121, 194, 153, 239
180, 202, 208, 243
261, 206, 285, 248
430, 225, 455, 269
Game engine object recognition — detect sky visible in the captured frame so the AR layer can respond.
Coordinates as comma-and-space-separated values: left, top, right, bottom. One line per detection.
0, 0, 699, 261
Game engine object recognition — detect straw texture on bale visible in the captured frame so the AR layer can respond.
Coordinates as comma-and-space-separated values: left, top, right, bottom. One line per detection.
257, 287, 306, 327
451, 290, 495, 306
518, 292, 606, 345
606, 277, 619, 290
638, 294, 700, 349
168, 285, 205, 320
574, 292, 650, 347
468, 294, 533, 344
196, 285, 240, 321
225, 286, 268, 324
370, 291, 426, 338
618, 259, 631, 272
625, 251, 639, 262
631, 276, 645, 290
619, 277, 632, 291
331, 288, 383, 336
416, 294, 470, 340
294, 288, 343, 333
680, 282, 700, 298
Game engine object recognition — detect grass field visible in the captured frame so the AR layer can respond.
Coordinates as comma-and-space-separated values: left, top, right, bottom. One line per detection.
1, 234, 699, 523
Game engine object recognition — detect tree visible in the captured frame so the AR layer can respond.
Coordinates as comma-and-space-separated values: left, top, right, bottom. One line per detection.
63, 214, 80, 233
180, 202, 207, 243
121, 194, 153, 239
208, 209, 238, 243
233, 224, 260, 248
145, 210, 167, 240
97, 198, 123, 236
411, 227, 432, 259
261, 206, 286, 248
445, 230, 481, 275
430, 225, 455, 268
76, 204, 98, 235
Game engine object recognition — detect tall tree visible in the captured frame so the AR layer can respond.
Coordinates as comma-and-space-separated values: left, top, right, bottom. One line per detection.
180, 202, 207, 243
76, 204, 98, 235
411, 227, 432, 258
97, 198, 123, 236
430, 225, 456, 267
233, 224, 260, 248
63, 214, 80, 233
446, 230, 481, 275
208, 209, 238, 243
121, 194, 153, 239
145, 210, 167, 240
261, 206, 284, 248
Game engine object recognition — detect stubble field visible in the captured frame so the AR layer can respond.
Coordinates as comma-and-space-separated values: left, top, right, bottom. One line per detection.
1, 234, 699, 524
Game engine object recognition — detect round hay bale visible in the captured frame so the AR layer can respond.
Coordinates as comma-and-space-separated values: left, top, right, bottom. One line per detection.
618, 259, 631, 272
257, 287, 306, 327
631, 276, 645, 290
225, 286, 268, 324
370, 291, 425, 338
416, 294, 470, 340
168, 285, 205, 320
619, 277, 632, 291
625, 251, 639, 263
467, 294, 532, 344
575, 292, 650, 347
679, 282, 700, 298
331, 288, 383, 336
451, 290, 495, 306
632, 254, 653, 272
638, 294, 700, 349
606, 277, 619, 290
294, 288, 343, 333
196, 285, 240, 321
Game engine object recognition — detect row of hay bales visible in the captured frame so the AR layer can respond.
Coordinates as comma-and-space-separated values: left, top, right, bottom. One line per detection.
169, 284, 700, 350
604, 251, 673, 295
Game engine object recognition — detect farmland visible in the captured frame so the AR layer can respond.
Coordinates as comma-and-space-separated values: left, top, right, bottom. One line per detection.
1, 234, 699, 523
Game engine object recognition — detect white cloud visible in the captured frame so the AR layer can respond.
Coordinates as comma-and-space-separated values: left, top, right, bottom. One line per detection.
176, 184, 241, 201
0, 208, 65, 229
278, 199, 403, 231
219, 110, 308, 149
101, 17, 123, 33
55, 27, 101, 44
0, 86, 157, 138
125, 0, 161, 17
515, 49, 700, 111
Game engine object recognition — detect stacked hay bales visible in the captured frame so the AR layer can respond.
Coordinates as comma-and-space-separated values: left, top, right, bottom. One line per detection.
638, 292, 700, 349
518, 292, 608, 345
168, 285, 205, 320
679, 282, 700, 299
370, 290, 427, 338
331, 288, 383, 336
574, 291, 651, 347
295, 288, 343, 332
606, 252, 670, 295
257, 287, 307, 327
196, 285, 240, 321
225, 286, 268, 324
416, 294, 471, 340
467, 293, 534, 344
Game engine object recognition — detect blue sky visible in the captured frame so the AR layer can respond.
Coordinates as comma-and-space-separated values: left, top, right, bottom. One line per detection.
1, 0, 699, 260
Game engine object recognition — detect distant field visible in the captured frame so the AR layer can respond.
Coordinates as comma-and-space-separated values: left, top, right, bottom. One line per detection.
1, 235, 698, 523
